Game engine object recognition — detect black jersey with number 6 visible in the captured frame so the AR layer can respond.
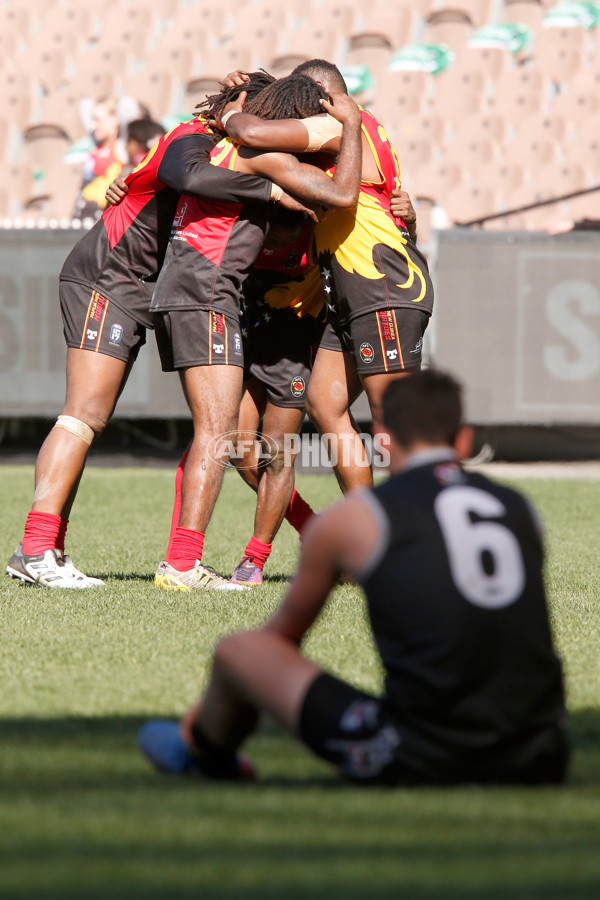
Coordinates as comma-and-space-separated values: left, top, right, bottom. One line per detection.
362, 456, 566, 779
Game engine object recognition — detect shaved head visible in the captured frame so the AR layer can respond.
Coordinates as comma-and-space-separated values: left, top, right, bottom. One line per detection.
292, 59, 348, 95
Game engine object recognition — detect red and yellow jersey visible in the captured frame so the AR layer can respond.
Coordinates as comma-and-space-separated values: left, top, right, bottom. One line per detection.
62, 117, 214, 327
252, 217, 324, 319
149, 135, 271, 319
315, 108, 433, 324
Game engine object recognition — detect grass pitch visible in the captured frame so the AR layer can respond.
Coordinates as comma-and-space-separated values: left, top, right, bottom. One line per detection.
1, 463, 599, 898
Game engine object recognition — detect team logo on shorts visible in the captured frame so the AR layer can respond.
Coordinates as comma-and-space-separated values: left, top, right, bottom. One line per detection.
286, 250, 301, 269
291, 376, 305, 397
340, 700, 380, 733
234, 332, 242, 355
109, 323, 123, 344
359, 342, 375, 364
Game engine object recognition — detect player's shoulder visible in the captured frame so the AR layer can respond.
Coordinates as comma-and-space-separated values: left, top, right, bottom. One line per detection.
165, 117, 213, 143
462, 469, 536, 516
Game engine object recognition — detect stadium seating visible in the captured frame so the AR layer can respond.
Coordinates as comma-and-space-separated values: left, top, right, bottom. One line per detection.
0, 0, 598, 230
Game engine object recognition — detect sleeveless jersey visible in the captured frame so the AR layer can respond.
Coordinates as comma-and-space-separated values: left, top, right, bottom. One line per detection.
61, 119, 214, 327
315, 108, 433, 325
150, 137, 271, 320
362, 458, 566, 773
61, 119, 271, 328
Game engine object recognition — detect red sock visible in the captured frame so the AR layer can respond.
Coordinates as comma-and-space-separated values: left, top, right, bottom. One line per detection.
284, 489, 315, 535
244, 535, 272, 569
56, 519, 69, 554
22, 510, 62, 556
167, 527, 204, 571
166, 449, 189, 559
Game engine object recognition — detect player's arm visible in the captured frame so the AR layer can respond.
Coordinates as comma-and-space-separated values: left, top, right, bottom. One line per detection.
217, 87, 343, 155
157, 132, 275, 203
105, 134, 320, 219
239, 95, 362, 209
224, 110, 343, 154
262, 493, 382, 646
262, 507, 346, 646
390, 189, 418, 242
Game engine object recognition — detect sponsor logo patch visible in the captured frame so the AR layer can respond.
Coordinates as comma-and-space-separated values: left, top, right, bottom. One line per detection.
110, 323, 123, 344
212, 343, 224, 354
211, 312, 224, 336
359, 342, 374, 363
90, 294, 106, 322
291, 376, 305, 397
234, 332, 242, 355
86, 329, 98, 341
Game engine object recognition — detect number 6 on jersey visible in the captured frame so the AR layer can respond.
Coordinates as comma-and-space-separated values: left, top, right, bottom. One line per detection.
434, 486, 526, 609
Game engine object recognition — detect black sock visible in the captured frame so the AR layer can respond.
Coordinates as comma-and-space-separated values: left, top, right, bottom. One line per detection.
189, 721, 240, 778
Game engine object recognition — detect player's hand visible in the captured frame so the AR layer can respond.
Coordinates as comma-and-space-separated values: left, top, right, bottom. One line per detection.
105, 177, 129, 206
278, 191, 324, 223
319, 92, 361, 126
210, 91, 247, 130
390, 189, 416, 225
221, 70, 250, 89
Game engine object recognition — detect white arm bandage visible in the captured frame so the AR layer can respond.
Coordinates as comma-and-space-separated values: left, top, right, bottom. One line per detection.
302, 114, 344, 151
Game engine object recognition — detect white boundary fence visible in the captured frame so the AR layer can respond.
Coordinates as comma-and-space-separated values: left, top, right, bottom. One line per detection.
0, 229, 599, 423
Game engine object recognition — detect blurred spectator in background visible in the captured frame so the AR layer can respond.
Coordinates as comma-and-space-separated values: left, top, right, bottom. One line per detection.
72, 97, 127, 222
122, 118, 166, 176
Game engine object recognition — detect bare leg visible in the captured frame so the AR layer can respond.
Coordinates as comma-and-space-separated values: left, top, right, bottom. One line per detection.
361, 368, 416, 429
33, 348, 132, 517
305, 347, 371, 493
178, 364, 244, 532
229, 377, 266, 493
181, 630, 322, 752
254, 403, 304, 544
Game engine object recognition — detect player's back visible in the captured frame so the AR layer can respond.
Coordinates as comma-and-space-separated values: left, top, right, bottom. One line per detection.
150, 137, 271, 319
60, 119, 213, 325
363, 455, 568, 782
314, 108, 433, 323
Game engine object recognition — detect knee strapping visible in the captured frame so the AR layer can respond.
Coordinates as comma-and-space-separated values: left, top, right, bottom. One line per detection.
55, 415, 95, 446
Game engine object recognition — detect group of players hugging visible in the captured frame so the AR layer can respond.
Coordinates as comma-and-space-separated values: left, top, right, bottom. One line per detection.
7, 59, 434, 591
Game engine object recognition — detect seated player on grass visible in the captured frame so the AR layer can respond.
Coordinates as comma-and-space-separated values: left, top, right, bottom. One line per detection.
139, 369, 569, 786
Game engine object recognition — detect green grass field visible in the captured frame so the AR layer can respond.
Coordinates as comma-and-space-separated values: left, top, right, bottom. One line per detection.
1, 463, 599, 899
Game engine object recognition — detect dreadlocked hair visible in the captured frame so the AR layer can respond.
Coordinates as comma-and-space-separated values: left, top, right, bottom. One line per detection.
243, 74, 328, 120
196, 69, 275, 124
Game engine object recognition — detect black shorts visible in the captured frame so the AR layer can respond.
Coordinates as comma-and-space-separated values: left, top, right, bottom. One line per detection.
242, 305, 323, 409
300, 673, 570, 787
320, 308, 430, 376
153, 309, 244, 372
60, 280, 147, 363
